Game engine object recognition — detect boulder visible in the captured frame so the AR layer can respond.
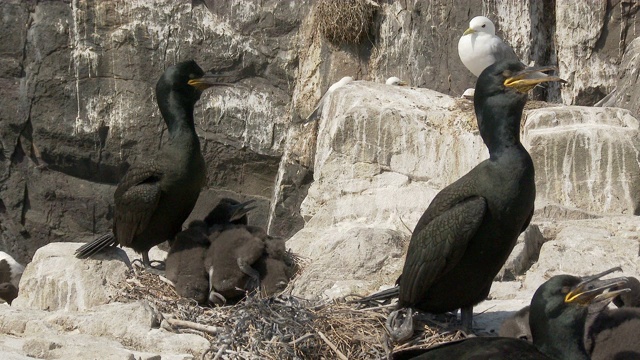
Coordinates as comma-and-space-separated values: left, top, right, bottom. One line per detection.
524, 106, 640, 215
13, 242, 130, 311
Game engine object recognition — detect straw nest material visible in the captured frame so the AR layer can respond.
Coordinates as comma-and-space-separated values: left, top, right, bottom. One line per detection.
315, 0, 379, 45
116, 267, 466, 359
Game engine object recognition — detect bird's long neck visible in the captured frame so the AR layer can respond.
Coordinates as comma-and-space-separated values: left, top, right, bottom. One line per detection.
475, 95, 526, 158
158, 91, 197, 140
532, 308, 591, 360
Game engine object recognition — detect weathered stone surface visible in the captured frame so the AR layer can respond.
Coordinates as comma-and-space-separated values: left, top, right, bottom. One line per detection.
605, 36, 640, 119
555, 1, 640, 105
13, 242, 130, 311
523, 106, 640, 215
1, 0, 302, 261
496, 224, 547, 281
0, 301, 208, 359
522, 216, 640, 294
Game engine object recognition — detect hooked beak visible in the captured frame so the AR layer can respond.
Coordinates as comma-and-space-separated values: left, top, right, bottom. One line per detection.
188, 68, 246, 91
504, 65, 566, 93
565, 267, 630, 305
463, 28, 475, 36
229, 199, 257, 222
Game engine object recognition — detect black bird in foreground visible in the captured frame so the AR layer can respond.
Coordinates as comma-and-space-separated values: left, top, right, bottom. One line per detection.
75, 61, 233, 267
359, 61, 565, 336
500, 274, 640, 360
392, 268, 629, 360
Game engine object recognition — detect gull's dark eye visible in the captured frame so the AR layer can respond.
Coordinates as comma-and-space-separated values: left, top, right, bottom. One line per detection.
482, 24, 486, 28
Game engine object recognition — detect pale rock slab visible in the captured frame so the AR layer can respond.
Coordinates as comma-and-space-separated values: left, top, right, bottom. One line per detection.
523, 216, 640, 293
524, 106, 640, 215
13, 242, 131, 311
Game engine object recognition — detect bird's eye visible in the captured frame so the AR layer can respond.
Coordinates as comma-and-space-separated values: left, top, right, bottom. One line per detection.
518, 335, 529, 341
502, 70, 512, 78
561, 286, 571, 294
482, 24, 486, 28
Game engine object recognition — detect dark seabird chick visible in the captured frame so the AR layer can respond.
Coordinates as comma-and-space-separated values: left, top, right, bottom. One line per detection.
75, 60, 233, 267
612, 276, 640, 308
392, 268, 629, 360
165, 198, 255, 303
254, 234, 295, 296
164, 220, 210, 304
360, 61, 565, 337
586, 301, 640, 360
205, 226, 266, 305
204, 197, 256, 233
498, 305, 531, 341
0, 283, 18, 305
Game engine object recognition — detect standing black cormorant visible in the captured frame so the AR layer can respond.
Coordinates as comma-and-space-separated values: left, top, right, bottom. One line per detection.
360, 61, 565, 336
75, 60, 231, 267
392, 268, 629, 360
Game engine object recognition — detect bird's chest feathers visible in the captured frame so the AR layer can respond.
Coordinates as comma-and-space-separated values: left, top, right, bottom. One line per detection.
161, 137, 206, 184
484, 155, 535, 216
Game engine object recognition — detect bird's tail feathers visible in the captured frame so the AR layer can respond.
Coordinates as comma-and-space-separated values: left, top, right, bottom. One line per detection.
352, 286, 400, 304
75, 233, 117, 259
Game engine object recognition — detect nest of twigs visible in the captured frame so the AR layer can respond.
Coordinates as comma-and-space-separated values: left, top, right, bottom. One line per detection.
315, 0, 379, 45
116, 268, 466, 359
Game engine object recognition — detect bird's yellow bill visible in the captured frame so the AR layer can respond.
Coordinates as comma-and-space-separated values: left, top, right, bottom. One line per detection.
188, 73, 236, 91
564, 268, 628, 305
504, 66, 566, 93
463, 28, 475, 36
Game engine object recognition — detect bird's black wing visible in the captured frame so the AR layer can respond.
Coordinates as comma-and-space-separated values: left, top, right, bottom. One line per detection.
399, 196, 487, 305
112, 164, 163, 247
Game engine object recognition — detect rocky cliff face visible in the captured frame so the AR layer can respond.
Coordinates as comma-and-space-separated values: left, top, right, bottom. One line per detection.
1, 1, 640, 358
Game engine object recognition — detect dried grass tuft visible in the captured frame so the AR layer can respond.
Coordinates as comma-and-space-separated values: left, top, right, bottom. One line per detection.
116, 268, 465, 359
315, 0, 379, 45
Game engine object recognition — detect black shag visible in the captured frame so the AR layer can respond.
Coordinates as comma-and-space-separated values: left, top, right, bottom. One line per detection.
0, 282, 18, 305
75, 60, 231, 267
497, 272, 640, 360
392, 268, 629, 360
362, 61, 565, 336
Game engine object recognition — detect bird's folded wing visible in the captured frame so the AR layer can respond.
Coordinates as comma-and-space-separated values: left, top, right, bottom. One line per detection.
113, 166, 163, 247
399, 196, 487, 304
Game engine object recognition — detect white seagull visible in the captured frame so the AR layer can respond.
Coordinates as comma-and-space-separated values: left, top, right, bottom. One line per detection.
457, 16, 520, 77
299, 76, 354, 124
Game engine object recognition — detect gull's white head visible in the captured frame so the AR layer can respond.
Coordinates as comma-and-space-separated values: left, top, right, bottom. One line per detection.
463, 16, 496, 36
327, 76, 354, 93
385, 76, 407, 86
